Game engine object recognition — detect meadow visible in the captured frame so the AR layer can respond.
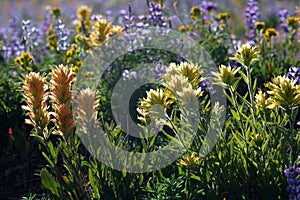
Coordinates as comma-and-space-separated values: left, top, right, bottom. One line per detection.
0, 0, 299, 199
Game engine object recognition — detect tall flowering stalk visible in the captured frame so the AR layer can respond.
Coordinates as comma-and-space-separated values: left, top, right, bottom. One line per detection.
74, 88, 100, 135
278, 9, 290, 33
50, 64, 75, 137
245, 0, 260, 42
22, 72, 50, 138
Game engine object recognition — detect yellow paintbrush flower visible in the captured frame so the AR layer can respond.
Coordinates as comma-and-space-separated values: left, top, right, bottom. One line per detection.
50, 64, 75, 105
286, 16, 299, 30
212, 65, 240, 88
265, 76, 300, 110
178, 152, 200, 168
162, 62, 204, 89
217, 12, 230, 22
230, 43, 260, 68
255, 89, 273, 110
254, 21, 265, 32
137, 88, 175, 125
52, 104, 75, 137
77, 5, 92, 22
22, 72, 50, 134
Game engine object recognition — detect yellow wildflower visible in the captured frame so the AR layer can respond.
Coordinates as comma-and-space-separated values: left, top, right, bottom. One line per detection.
22, 72, 50, 135
264, 28, 278, 41
265, 76, 300, 110
77, 5, 92, 21
178, 152, 200, 168
286, 16, 299, 30
230, 43, 260, 68
217, 12, 230, 22
212, 65, 241, 88
255, 90, 273, 110
254, 21, 265, 32
15, 52, 34, 72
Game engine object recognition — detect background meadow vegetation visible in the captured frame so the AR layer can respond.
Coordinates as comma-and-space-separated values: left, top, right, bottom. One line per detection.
0, 0, 299, 199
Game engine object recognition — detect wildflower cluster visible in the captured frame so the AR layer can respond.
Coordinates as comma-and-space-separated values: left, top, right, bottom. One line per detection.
138, 62, 204, 126
22, 65, 75, 138
1, 1, 300, 199
15, 52, 34, 72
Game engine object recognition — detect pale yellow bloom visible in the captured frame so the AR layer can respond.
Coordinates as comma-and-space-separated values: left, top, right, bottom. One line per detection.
212, 65, 240, 88
178, 152, 200, 168
230, 43, 260, 68
265, 76, 300, 110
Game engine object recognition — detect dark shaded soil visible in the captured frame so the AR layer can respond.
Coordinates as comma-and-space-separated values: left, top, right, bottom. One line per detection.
0, 148, 46, 200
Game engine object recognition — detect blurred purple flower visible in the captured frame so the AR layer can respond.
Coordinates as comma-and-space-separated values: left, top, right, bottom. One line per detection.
151, 57, 167, 79
284, 162, 300, 200
122, 2, 169, 31
245, 0, 260, 42
278, 9, 290, 33
287, 66, 300, 84
199, 1, 218, 22
1, 18, 25, 59
147, 1, 168, 28
22, 20, 41, 52
54, 19, 69, 51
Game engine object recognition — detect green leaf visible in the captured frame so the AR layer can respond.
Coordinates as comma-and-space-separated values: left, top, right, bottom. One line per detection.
42, 152, 54, 168
88, 168, 94, 187
139, 174, 144, 186
240, 71, 249, 85
230, 109, 240, 120
190, 173, 201, 181
40, 168, 59, 197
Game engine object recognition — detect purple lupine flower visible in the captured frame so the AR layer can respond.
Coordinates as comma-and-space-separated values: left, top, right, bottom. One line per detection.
199, 1, 218, 22
278, 9, 290, 33
151, 57, 167, 79
245, 0, 260, 42
54, 19, 69, 51
123, 14, 137, 30
147, 1, 168, 28
284, 163, 300, 200
228, 35, 243, 54
1, 18, 25, 59
22, 20, 40, 52
287, 66, 300, 84
122, 2, 169, 31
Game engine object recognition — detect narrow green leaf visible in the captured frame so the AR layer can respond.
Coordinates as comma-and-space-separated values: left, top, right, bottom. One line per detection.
190, 173, 201, 181
240, 71, 249, 85
42, 152, 54, 168
230, 109, 240, 120
40, 168, 59, 197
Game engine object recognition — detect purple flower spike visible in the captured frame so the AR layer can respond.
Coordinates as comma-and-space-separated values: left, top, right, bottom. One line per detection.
151, 57, 167, 79
278, 9, 290, 33
245, 0, 260, 43
284, 162, 300, 200
54, 19, 69, 51
199, 1, 218, 22
287, 66, 300, 84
